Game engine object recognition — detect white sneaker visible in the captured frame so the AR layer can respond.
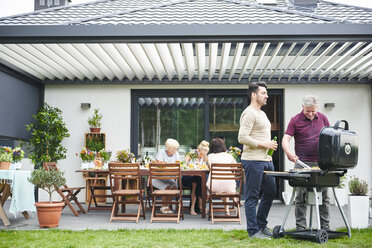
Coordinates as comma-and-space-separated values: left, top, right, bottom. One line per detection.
251, 231, 271, 240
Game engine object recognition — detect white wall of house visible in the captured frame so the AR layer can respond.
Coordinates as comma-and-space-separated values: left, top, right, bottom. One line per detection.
43, 83, 372, 202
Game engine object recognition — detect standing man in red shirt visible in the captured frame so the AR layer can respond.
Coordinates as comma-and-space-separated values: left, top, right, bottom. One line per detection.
282, 95, 330, 231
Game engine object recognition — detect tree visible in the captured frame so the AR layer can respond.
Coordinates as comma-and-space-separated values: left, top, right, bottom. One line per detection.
26, 103, 70, 169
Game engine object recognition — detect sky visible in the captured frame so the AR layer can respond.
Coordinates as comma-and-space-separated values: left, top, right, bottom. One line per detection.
0, 0, 371, 18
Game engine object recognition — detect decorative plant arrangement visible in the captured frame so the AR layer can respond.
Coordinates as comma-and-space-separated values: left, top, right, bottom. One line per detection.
348, 176, 369, 228
97, 149, 112, 162
116, 149, 136, 163
0, 146, 13, 169
28, 168, 66, 227
77, 147, 96, 162
186, 149, 198, 161
12, 147, 25, 163
228, 146, 242, 160
86, 137, 105, 152
25, 103, 70, 169
88, 108, 103, 133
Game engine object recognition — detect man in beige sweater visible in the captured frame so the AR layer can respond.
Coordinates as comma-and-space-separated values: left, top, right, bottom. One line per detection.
238, 81, 277, 239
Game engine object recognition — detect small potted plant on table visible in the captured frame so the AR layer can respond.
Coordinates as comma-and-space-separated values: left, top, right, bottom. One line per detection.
28, 168, 66, 228
348, 176, 369, 228
0, 146, 13, 170
88, 108, 103, 133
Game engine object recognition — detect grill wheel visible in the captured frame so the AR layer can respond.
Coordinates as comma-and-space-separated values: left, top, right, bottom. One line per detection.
315, 229, 328, 244
273, 225, 284, 238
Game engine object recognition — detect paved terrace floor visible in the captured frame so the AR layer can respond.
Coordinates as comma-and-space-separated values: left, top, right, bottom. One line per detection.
1, 201, 372, 231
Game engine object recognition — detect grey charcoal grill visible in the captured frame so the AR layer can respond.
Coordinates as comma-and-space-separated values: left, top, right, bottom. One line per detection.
265, 120, 358, 244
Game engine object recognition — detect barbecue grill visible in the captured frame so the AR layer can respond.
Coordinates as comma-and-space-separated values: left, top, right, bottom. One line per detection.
265, 120, 358, 244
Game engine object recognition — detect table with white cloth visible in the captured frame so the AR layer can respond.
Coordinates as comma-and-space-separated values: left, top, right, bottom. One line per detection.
0, 170, 36, 227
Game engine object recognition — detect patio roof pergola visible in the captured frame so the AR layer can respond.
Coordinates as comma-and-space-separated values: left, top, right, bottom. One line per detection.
0, 0, 371, 85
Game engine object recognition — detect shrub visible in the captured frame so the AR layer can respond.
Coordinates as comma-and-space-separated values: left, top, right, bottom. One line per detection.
28, 169, 66, 203
348, 176, 368, 196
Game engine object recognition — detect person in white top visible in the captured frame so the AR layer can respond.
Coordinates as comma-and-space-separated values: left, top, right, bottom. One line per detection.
207, 138, 237, 215
153, 138, 180, 214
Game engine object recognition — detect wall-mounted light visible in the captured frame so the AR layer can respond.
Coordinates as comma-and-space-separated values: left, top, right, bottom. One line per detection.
81, 103, 91, 109
324, 103, 335, 108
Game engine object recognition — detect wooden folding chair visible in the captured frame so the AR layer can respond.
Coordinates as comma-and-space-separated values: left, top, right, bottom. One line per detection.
149, 162, 184, 223
208, 163, 243, 224
108, 162, 145, 222
43, 162, 87, 217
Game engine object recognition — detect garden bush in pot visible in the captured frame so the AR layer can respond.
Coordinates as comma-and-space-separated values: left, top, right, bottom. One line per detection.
28, 168, 66, 228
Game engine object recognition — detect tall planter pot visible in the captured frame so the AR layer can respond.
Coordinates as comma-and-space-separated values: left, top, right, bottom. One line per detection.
35, 201, 65, 228
348, 195, 369, 228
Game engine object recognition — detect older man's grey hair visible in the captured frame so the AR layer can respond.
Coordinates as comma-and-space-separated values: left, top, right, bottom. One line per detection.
303, 95, 319, 107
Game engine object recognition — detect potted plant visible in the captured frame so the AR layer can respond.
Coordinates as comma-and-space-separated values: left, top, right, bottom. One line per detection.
28, 168, 66, 227
116, 149, 135, 163
77, 147, 96, 169
348, 176, 369, 228
0, 146, 13, 170
88, 108, 103, 133
97, 149, 112, 169
11, 147, 25, 170
25, 103, 70, 170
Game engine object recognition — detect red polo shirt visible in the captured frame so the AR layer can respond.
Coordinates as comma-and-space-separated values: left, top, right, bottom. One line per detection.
285, 111, 330, 162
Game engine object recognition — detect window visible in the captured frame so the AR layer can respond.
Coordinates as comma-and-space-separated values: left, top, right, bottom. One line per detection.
39, 0, 45, 5
137, 96, 205, 160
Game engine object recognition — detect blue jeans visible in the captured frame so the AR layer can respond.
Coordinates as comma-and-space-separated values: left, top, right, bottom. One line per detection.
242, 160, 276, 236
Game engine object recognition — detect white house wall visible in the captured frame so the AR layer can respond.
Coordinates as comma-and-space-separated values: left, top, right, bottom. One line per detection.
43, 83, 372, 202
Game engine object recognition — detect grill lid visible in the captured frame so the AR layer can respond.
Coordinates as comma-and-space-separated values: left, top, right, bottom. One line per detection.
318, 120, 358, 171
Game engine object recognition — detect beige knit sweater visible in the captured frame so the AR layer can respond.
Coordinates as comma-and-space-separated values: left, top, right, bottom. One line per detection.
238, 106, 271, 161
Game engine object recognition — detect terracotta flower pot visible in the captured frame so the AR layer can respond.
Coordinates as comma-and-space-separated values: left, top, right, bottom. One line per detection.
0, 161, 11, 170
90, 127, 101, 133
35, 201, 65, 228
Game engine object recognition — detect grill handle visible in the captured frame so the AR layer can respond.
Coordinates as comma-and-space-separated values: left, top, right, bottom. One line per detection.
334, 120, 349, 130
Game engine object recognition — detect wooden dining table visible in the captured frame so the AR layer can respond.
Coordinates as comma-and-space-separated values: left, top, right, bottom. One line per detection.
76, 168, 209, 218
0, 170, 36, 227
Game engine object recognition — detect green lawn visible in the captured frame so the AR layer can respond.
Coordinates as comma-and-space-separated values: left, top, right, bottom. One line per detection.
1, 228, 371, 248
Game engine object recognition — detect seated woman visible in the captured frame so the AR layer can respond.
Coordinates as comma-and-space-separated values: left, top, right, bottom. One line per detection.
153, 138, 180, 214
206, 138, 237, 215
182, 140, 209, 215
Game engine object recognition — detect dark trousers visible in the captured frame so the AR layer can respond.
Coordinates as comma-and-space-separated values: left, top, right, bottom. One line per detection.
182, 176, 201, 212
294, 161, 330, 230
242, 160, 276, 236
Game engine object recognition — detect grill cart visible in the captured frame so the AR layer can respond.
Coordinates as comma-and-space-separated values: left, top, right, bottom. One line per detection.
265, 120, 358, 244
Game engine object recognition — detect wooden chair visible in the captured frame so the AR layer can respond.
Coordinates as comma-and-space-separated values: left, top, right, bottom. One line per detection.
208, 163, 243, 224
149, 162, 184, 223
108, 162, 145, 223
43, 162, 87, 217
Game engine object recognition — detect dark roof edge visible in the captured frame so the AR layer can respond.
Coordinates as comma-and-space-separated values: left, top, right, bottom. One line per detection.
0, 24, 371, 43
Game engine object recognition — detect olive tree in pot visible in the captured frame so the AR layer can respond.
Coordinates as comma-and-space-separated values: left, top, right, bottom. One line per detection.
25, 103, 70, 201
28, 169, 66, 227
88, 108, 103, 133
348, 176, 369, 228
